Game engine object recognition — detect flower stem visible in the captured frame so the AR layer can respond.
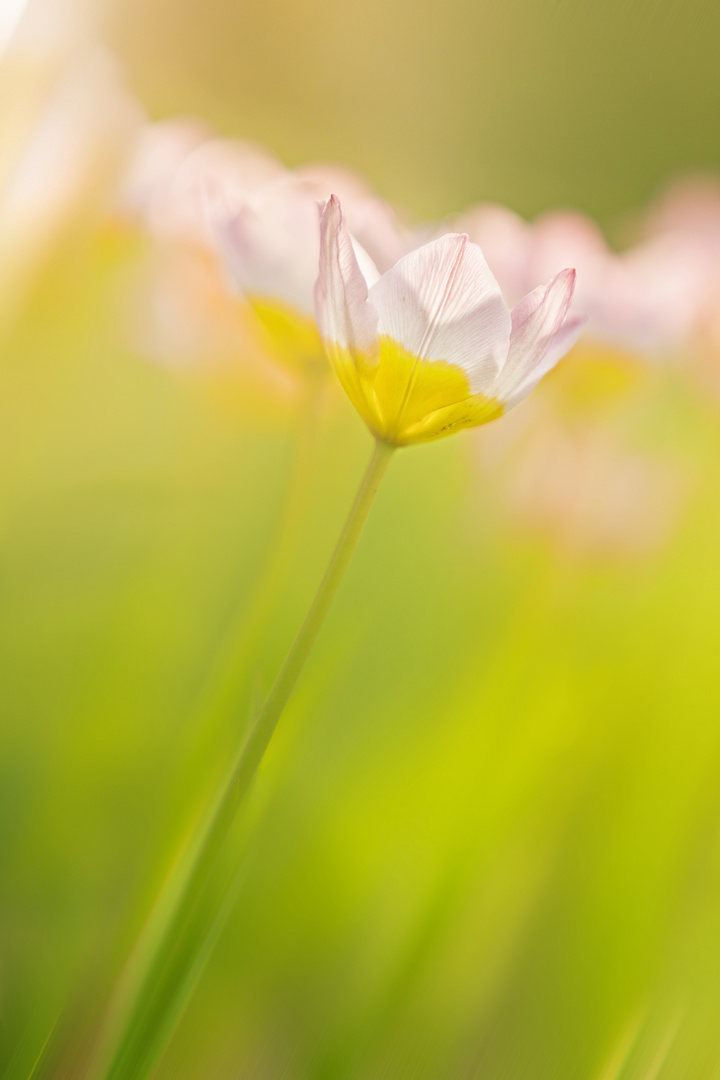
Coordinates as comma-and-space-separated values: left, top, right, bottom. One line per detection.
234, 435, 394, 796
96, 436, 395, 1080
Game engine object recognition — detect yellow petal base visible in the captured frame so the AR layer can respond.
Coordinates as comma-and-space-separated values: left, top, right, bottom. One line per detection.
328, 335, 503, 446
249, 296, 329, 377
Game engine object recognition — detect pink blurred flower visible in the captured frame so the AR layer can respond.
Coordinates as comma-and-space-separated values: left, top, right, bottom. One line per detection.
118, 123, 292, 382
0, 46, 142, 328
217, 172, 409, 306
282, 161, 411, 272
476, 402, 691, 563
120, 123, 286, 246
509, 427, 688, 561
642, 176, 720, 392
645, 175, 720, 241
455, 204, 705, 357
120, 123, 410, 383
213, 162, 409, 377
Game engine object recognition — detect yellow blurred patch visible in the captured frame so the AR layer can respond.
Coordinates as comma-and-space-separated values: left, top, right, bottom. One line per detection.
546, 341, 649, 415
249, 296, 329, 377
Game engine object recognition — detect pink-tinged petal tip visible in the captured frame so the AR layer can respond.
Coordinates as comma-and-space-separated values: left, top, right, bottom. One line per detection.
495, 267, 582, 410
315, 194, 379, 356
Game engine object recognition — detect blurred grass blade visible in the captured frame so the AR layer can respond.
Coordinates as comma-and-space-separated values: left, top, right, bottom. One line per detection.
179, 378, 321, 748
91, 438, 393, 1080
88, 695, 260, 1080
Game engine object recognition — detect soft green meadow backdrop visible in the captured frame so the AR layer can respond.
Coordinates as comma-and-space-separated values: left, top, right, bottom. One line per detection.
3, 0, 720, 1077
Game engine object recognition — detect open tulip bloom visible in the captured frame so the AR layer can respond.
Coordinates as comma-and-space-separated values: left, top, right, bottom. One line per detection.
98, 189, 583, 1080
315, 195, 583, 446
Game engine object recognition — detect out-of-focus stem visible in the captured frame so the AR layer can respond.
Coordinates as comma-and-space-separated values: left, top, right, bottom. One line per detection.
189, 373, 324, 743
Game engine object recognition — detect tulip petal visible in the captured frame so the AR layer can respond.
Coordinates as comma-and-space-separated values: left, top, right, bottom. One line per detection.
368, 233, 512, 394
314, 194, 380, 357
291, 162, 410, 272
496, 269, 580, 410
220, 185, 321, 315
314, 196, 382, 431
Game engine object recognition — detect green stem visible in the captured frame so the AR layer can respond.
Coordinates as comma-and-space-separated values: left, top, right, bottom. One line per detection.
231, 435, 394, 798
97, 436, 395, 1080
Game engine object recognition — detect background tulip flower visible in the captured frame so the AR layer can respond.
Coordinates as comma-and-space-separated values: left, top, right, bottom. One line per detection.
475, 397, 691, 563
456, 204, 705, 358
217, 179, 330, 374
217, 171, 409, 378
315, 195, 582, 446
641, 178, 720, 393
0, 45, 141, 334
123, 127, 287, 251
115, 122, 293, 421
120, 127, 411, 383
284, 161, 411, 272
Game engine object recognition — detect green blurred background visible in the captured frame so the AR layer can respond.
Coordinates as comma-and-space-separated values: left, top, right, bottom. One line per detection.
2, 0, 720, 1077
106, 0, 720, 228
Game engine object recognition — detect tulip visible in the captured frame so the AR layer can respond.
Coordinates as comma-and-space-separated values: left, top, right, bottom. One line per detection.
119, 124, 301, 413
480, 413, 689, 562
315, 195, 582, 446
122, 124, 286, 247
218, 179, 328, 373
643, 178, 720, 391
457, 204, 703, 357
0, 46, 141, 332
